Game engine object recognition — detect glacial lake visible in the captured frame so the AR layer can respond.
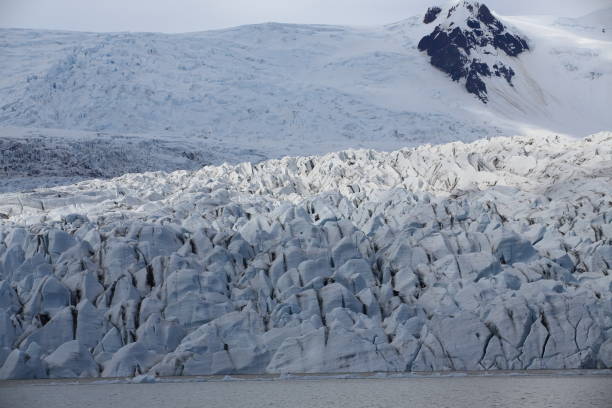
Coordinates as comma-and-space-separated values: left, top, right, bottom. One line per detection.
1, 372, 611, 408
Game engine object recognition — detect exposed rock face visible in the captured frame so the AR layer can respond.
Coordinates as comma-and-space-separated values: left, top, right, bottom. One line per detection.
423, 7, 442, 24
418, 1, 529, 102
0, 133, 611, 379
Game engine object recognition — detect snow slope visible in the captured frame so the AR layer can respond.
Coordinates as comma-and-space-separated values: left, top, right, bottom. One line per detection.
0, 22, 499, 148
0, 133, 611, 379
1, 2, 611, 188
556, 7, 612, 33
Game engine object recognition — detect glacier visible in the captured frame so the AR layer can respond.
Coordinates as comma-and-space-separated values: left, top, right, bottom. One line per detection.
1, 2, 611, 193
0, 133, 611, 379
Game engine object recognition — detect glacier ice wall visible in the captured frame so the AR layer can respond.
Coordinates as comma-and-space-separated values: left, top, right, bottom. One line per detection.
0, 133, 611, 378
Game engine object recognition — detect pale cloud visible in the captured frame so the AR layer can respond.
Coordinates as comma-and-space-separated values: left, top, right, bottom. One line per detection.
0, 0, 609, 33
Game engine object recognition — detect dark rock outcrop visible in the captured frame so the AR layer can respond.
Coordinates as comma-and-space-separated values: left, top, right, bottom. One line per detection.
423, 7, 442, 24
418, 1, 529, 102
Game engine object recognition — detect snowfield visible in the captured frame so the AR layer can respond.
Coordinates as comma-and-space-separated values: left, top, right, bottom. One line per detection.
0, 133, 611, 379
1, 5, 611, 190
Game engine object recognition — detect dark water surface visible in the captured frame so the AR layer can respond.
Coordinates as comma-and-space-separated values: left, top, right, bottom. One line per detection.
1, 373, 611, 408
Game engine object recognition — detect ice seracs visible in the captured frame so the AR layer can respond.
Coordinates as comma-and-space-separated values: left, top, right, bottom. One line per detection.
0, 133, 611, 379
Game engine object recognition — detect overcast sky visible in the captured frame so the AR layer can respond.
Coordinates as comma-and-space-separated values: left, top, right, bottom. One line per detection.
0, 0, 609, 33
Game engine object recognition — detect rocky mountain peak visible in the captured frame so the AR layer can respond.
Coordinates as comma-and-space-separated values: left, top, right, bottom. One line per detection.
418, 1, 529, 102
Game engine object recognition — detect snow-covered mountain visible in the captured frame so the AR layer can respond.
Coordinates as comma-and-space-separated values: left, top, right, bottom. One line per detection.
1, 1, 611, 190
0, 133, 611, 378
0, 1, 611, 380
418, 2, 530, 102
